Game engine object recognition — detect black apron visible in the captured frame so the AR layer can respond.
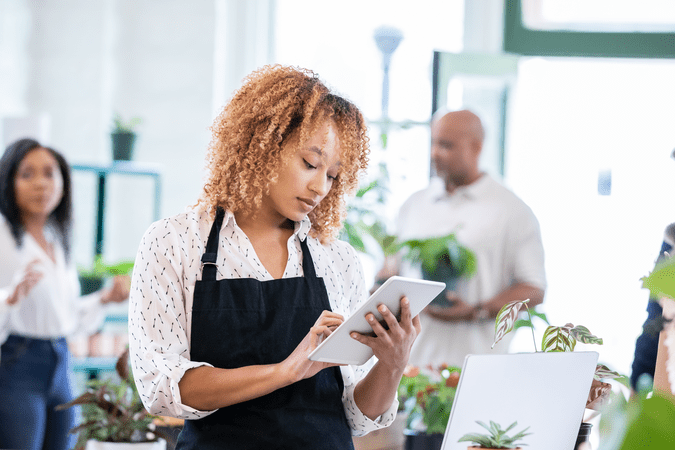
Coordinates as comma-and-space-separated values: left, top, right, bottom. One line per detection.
176, 208, 354, 449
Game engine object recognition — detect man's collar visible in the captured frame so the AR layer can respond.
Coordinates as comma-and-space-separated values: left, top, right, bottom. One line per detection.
432, 173, 490, 201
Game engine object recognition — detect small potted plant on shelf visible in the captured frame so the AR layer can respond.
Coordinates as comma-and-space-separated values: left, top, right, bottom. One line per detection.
78, 255, 135, 296
111, 114, 142, 161
398, 233, 477, 307
458, 420, 532, 449
57, 348, 169, 450
398, 364, 461, 450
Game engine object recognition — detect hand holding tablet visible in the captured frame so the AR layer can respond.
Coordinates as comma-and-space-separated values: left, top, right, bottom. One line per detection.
308, 276, 445, 365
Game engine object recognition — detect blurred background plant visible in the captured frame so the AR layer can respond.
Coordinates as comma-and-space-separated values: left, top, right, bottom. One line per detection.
595, 256, 675, 450
398, 364, 462, 435
56, 348, 168, 449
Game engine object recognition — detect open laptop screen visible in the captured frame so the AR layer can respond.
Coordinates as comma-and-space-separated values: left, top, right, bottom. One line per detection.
441, 351, 599, 450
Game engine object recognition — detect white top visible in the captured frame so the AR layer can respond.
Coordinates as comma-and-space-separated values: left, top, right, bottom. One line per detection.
127, 208, 397, 435
661, 297, 675, 394
0, 214, 106, 349
396, 175, 547, 367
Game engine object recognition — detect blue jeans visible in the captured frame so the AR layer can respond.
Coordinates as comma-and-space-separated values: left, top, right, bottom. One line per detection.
0, 334, 76, 450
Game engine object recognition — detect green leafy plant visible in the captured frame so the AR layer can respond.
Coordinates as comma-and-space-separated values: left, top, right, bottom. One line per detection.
458, 420, 531, 449
492, 299, 622, 389
57, 348, 168, 449
398, 364, 461, 435
78, 255, 134, 279
591, 256, 675, 450
77, 256, 134, 296
398, 233, 477, 279
112, 114, 142, 134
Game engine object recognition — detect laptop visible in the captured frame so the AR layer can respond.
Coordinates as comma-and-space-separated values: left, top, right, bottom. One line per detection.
440, 351, 599, 450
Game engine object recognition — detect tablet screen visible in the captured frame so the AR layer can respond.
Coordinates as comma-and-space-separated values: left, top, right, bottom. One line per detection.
308, 276, 445, 365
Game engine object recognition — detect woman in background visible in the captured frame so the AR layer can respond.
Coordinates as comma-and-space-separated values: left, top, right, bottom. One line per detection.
0, 138, 129, 450
129, 65, 421, 449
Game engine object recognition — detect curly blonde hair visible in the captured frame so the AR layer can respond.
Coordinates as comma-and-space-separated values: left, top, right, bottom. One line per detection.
198, 65, 370, 243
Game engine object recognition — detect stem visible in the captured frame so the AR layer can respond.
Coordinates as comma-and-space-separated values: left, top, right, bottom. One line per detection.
525, 305, 538, 352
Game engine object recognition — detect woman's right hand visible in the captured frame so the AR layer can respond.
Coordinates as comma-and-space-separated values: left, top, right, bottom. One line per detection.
281, 310, 345, 382
7, 259, 43, 305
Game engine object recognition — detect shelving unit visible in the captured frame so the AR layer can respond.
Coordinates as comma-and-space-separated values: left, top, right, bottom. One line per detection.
71, 161, 162, 257
70, 161, 162, 378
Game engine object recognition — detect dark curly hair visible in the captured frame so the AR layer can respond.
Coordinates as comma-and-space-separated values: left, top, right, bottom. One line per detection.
197, 65, 370, 243
0, 138, 73, 260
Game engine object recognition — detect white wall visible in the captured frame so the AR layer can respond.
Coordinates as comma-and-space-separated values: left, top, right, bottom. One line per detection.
0, 0, 274, 268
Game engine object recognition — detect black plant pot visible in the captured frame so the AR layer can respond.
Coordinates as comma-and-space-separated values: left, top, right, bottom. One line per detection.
111, 131, 136, 161
79, 275, 104, 296
404, 429, 444, 450
421, 256, 460, 307
574, 422, 593, 450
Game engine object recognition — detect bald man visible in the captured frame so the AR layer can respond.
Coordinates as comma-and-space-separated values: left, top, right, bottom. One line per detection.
381, 109, 547, 367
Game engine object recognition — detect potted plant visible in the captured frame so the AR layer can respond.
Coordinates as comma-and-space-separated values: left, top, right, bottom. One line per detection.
458, 420, 532, 449
398, 233, 477, 307
78, 255, 135, 296
491, 299, 623, 445
398, 364, 461, 450
57, 348, 169, 450
111, 114, 142, 161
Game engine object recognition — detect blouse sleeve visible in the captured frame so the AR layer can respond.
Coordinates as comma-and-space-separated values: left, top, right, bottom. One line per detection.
332, 243, 399, 436
128, 219, 217, 420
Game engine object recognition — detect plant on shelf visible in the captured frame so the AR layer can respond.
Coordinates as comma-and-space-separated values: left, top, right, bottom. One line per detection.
78, 255, 134, 296
111, 113, 142, 161
458, 420, 532, 449
56, 348, 168, 450
398, 364, 461, 442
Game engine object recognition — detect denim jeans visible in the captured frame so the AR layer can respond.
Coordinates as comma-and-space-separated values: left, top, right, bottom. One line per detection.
0, 334, 76, 450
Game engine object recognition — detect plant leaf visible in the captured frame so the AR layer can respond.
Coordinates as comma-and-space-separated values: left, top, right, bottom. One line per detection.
492, 299, 530, 349
542, 325, 577, 352
641, 257, 675, 299
594, 363, 623, 380
570, 325, 604, 345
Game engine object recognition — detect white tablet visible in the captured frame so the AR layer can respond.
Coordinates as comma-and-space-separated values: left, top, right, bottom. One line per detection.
308, 276, 445, 365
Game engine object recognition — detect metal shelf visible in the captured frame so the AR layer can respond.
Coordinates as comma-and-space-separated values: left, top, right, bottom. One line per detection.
71, 161, 162, 256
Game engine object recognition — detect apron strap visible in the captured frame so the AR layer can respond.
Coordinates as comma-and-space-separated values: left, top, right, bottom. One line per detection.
201, 206, 225, 281
299, 237, 317, 279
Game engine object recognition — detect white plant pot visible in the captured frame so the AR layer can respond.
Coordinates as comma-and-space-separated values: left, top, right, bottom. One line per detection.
85, 439, 166, 450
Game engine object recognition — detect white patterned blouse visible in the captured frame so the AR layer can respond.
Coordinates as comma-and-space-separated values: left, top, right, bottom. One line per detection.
128, 208, 397, 436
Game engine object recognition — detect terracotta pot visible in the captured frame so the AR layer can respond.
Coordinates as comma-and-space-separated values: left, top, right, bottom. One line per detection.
85, 439, 166, 450
467, 448, 521, 450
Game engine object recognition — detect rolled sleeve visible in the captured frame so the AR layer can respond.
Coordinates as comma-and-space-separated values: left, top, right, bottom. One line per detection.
341, 361, 399, 436
128, 219, 216, 420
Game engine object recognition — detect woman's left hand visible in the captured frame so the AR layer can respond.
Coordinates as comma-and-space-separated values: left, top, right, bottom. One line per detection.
349, 296, 421, 372
100, 275, 131, 304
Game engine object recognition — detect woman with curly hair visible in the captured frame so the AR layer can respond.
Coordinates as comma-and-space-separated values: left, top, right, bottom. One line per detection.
128, 65, 421, 449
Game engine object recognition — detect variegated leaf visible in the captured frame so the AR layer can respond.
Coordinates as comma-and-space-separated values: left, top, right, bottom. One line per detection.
594, 364, 623, 380
542, 325, 577, 352
492, 299, 530, 349
570, 325, 604, 345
